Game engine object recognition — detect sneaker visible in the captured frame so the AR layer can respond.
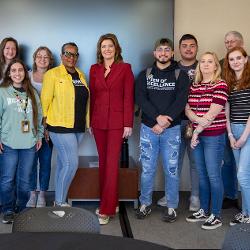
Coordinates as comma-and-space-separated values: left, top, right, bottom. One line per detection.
186, 209, 208, 222
162, 208, 177, 223
189, 196, 200, 212
243, 217, 250, 224
95, 206, 119, 216
201, 214, 222, 230
230, 212, 246, 226
136, 204, 152, 219
26, 194, 37, 208
2, 213, 14, 224
54, 202, 71, 207
98, 215, 110, 225
36, 194, 46, 208
157, 196, 167, 207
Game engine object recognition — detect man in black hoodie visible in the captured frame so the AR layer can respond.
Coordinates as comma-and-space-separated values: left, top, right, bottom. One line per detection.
135, 38, 189, 222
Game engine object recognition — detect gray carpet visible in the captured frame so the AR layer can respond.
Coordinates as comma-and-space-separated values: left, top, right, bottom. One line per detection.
126, 192, 239, 249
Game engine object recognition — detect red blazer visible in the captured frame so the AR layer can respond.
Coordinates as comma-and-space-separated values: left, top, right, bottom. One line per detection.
89, 62, 134, 129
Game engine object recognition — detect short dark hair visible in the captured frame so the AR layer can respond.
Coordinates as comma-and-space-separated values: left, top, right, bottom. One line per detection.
179, 34, 198, 46
61, 42, 78, 54
154, 38, 173, 50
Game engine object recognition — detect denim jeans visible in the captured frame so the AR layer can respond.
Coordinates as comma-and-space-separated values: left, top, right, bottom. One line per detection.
49, 132, 83, 204
222, 135, 238, 199
192, 134, 225, 216
231, 123, 250, 216
178, 120, 199, 197
0, 145, 36, 214
30, 138, 53, 191
139, 124, 181, 209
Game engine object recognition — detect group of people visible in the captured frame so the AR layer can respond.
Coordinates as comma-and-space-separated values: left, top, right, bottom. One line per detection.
0, 34, 134, 226
135, 31, 250, 231
0, 30, 249, 230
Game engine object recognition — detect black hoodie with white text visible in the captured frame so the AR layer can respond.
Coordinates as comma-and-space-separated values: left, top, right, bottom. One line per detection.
135, 60, 190, 128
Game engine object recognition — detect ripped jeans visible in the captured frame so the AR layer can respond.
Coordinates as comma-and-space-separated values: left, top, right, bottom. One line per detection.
139, 123, 181, 208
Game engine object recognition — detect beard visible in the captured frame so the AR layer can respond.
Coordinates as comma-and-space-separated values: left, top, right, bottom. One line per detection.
156, 58, 171, 64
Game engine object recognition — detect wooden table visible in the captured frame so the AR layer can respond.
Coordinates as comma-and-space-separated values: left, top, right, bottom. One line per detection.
68, 156, 139, 208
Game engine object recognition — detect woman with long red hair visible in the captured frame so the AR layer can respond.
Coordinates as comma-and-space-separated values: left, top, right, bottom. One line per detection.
224, 47, 250, 225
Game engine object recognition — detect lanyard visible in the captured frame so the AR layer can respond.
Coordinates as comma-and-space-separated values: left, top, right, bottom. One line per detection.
14, 91, 29, 120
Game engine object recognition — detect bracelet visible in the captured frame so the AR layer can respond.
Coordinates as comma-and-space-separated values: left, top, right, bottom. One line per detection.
228, 133, 233, 138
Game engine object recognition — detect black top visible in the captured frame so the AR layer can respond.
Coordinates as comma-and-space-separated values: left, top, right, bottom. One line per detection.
48, 71, 88, 133
228, 88, 250, 124
135, 61, 190, 128
178, 60, 198, 120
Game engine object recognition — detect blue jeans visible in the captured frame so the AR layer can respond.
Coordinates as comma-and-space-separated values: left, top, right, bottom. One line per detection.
139, 124, 181, 209
30, 138, 53, 191
222, 134, 238, 199
49, 132, 83, 204
178, 120, 199, 197
0, 145, 36, 214
192, 134, 225, 216
231, 123, 250, 216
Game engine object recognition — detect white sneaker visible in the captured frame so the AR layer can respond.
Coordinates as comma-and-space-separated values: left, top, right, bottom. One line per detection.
54, 202, 71, 207
157, 196, 167, 207
189, 196, 200, 212
26, 194, 37, 208
36, 194, 46, 208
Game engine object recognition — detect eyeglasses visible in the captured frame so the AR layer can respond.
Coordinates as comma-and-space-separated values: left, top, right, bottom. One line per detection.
62, 51, 79, 58
155, 47, 172, 53
36, 56, 50, 60
224, 40, 237, 45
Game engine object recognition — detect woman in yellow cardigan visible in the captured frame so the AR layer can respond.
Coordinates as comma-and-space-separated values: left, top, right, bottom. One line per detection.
41, 42, 89, 206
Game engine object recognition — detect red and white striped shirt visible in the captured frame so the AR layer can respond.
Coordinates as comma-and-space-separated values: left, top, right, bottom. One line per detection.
188, 80, 228, 136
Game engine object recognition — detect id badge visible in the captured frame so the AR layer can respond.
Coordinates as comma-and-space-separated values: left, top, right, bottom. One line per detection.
21, 120, 30, 133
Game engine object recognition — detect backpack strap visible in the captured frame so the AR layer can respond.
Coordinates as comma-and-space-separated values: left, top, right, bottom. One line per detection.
146, 67, 152, 78
175, 68, 180, 81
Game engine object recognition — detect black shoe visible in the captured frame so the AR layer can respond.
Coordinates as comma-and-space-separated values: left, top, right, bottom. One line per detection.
186, 209, 209, 222
2, 213, 14, 224
162, 208, 177, 223
136, 205, 152, 219
230, 212, 246, 226
201, 214, 222, 230
222, 198, 239, 209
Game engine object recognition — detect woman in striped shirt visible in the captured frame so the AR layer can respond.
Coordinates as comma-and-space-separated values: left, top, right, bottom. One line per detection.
185, 52, 228, 230
224, 47, 250, 225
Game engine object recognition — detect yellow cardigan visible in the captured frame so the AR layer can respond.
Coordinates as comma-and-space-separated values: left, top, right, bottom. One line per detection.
41, 64, 90, 128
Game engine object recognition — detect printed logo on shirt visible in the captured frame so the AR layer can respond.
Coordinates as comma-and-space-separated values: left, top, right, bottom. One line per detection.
6, 98, 32, 113
147, 74, 175, 91
188, 69, 196, 81
72, 79, 83, 87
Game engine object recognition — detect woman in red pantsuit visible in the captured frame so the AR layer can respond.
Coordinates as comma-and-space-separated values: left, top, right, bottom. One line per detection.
89, 33, 134, 225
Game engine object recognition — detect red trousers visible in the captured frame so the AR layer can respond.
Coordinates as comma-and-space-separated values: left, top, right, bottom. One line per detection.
93, 128, 123, 215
